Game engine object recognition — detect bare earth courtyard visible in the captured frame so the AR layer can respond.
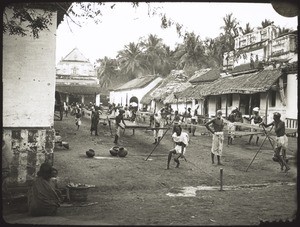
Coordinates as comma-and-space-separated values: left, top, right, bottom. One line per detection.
3, 115, 298, 225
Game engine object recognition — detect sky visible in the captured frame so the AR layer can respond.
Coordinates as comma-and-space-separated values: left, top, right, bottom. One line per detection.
56, 2, 298, 64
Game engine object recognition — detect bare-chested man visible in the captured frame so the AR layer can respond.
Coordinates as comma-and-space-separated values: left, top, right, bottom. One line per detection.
205, 110, 225, 165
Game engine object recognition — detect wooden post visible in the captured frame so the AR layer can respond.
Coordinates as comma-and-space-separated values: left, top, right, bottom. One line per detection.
248, 95, 252, 118
265, 91, 269, 124
219, 168, 223, 191
225, 95, 228, 118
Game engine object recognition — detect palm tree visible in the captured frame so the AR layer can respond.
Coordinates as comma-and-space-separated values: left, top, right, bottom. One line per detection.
204, 37, 224, 67
173, 32, 208, 70
278, 26, 292, 36
139, 34, 166, 75
261, 19, 273, 28
117, 42, 147, 79
220, 13, 239, 52
96, 57, 119, 88
242, 23, 254, 35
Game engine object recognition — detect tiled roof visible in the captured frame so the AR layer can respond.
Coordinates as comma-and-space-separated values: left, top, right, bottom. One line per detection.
113, 75, 159, 91
230, 62, 261, 75
56, 85, 102, 95
192, 69, 282, 97
189, 68, 221, 83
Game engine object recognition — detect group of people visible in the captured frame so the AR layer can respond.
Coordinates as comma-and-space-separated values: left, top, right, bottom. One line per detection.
203, 108, 290, 172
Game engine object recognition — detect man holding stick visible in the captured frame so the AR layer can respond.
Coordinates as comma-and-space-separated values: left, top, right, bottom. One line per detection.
166, 125, 189, 169
260, 112, 290, 172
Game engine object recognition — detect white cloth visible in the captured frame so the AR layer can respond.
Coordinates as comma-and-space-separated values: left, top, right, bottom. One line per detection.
172, 132, 189, 155
227, 123, 235, 139
275, 135, 288, 149
211, 131, 224, 156
153, 114, 164, 139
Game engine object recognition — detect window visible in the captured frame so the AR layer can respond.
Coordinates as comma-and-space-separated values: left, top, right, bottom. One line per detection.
270, 91, 276, 107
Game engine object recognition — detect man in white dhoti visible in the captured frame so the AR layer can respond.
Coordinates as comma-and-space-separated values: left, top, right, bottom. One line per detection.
205, 110, 225, 165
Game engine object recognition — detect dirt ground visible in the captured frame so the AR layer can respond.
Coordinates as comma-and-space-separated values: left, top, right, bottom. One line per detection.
3, 113, 298, 225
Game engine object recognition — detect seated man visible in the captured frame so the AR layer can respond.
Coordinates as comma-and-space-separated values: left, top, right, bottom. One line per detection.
28, 162, 60, 216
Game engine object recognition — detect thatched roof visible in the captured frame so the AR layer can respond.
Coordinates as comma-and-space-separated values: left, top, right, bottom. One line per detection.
113, 75, 159, 91
140, 70, 190, 104
189, 68, 221, 84
191, 68, 282, 98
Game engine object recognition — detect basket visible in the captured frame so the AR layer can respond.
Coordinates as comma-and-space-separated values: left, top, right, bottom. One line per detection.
67, 186, 89, 202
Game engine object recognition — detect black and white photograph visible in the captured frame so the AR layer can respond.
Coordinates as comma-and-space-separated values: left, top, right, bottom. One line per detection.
2, 1, 298, 225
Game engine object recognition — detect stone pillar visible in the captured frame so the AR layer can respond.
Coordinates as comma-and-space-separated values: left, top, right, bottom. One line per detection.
3, 127, 55, 187
66, 94, 69, 104
81, 95, 85, 105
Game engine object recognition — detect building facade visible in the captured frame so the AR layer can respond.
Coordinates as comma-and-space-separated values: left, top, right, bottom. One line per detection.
56, 48, 101, 106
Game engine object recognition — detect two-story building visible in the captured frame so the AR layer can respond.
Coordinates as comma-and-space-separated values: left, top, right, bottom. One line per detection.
55, 48, 101, 106
209, 25, 297, 126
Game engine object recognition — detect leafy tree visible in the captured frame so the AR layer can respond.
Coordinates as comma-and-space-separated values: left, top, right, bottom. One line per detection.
96, 57, 119, 89
204, 37, 224, 67
260, 19, 274, 28
220, 13, 239, 52
277, 26, 293, 36
173, 32, 209, 73
139, 34, 167, 75
117, 42, 147, 79
242, 23, 254, 35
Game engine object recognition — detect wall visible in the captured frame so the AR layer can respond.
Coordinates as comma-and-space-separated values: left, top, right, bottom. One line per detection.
3, 8, 57, 127
286, 74, 298, 119
109, 77, 162, 108
2, 8, 57, 187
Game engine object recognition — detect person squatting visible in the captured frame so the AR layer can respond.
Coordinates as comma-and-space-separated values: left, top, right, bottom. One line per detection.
166, 125, 189, 169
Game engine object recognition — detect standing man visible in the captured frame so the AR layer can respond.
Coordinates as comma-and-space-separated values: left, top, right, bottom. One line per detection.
114, 109, 126, 144
260, 112, 290, 172
90, 109, 101, 136
244, 107, 263, 145
227, 108, 236, 145
191, 105, 199, 136
205, 110, 225, 165
75, 107, 82, 130
153, 111, 164, 144
167, 125, 189, 169
234, 107, 243, 131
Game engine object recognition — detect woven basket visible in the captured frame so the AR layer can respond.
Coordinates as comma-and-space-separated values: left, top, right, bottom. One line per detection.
67, 186, 89, 202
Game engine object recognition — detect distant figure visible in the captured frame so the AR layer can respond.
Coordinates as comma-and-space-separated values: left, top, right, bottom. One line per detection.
167, 125, 189, 169
234, 107, 243, 131
90, 110, 100, 136
227, 108, 236, 145
260, 112, 290, 172
244, 107, 263, 145
205, 110, 225, 165
153, 111, 164, 144
28, 163, 60, 216
114, 109, 126, 144
191, 105, 199, 136
172, 110, 181, 132
75, 108, 82, 130
63, 102, 69, 117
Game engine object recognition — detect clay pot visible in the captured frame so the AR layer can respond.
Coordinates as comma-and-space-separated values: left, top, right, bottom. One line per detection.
118, 147, 128, 157
86, 149, 95, 158
109, 146, 119, 156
